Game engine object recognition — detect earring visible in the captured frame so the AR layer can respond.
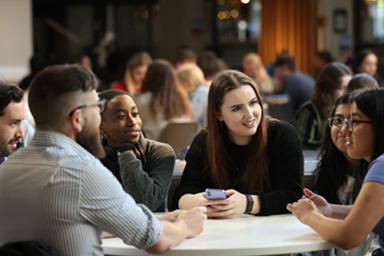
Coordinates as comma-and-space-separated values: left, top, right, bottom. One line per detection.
100, 130, 107, 140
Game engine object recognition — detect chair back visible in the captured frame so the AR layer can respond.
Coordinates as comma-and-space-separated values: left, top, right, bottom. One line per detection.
158, 121, 198, 159
267, 101, 295, 124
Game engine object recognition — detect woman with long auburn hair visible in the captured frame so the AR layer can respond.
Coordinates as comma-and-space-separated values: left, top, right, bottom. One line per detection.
171, 70, 303, 217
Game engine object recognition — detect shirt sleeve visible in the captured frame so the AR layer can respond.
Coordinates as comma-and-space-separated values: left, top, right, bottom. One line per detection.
364, 155, 384, 184
118, 141, 175, 211
258, 120, 303, 215
79, 160, 163, 249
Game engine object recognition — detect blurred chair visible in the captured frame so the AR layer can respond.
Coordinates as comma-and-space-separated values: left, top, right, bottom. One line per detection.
158, 121, 199, 159
166, 160, 186, 210
265, 94, 295, 124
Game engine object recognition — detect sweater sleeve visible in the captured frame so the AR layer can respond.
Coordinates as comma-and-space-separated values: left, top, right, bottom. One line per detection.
118, 141, 175, 211
258, 120, 303, 215
170, 131, 212, 210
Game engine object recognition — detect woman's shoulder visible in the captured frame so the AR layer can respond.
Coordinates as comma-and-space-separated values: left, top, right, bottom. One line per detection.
267, 119, 301, 144
134, 92, 152, 105
268, 118, 296, 133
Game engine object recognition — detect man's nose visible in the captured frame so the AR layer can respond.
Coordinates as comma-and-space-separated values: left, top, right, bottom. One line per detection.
15, 125, 24, 139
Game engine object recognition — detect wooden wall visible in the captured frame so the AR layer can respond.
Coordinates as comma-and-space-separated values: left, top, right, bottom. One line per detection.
259, 0, 318, 76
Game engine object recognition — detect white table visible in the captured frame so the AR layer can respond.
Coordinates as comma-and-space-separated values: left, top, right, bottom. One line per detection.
102, 214, 335, 256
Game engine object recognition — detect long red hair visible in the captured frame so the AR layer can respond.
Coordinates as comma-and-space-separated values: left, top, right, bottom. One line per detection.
207, 70, 270, 192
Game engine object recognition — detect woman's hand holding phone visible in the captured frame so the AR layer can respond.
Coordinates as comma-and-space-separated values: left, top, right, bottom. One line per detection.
205, 189, 247, 218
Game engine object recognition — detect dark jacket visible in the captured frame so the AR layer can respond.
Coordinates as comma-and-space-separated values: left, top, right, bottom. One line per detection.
101, 135, 175, 212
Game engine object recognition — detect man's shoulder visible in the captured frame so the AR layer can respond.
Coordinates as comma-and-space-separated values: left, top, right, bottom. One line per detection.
288, 71, 314, 84
8, 143, 100, 175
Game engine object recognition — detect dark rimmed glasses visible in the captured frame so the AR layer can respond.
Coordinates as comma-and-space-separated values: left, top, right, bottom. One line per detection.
328, 116, 372, 131
68, 99, 106, 116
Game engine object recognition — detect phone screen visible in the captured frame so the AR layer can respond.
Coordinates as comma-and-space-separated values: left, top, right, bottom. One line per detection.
205, 188, 227, 200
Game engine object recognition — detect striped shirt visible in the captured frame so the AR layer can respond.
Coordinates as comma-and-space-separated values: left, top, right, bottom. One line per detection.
0, 130, 163, 255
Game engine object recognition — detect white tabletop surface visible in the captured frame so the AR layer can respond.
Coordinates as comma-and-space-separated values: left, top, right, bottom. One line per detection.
102, 214, 334, 256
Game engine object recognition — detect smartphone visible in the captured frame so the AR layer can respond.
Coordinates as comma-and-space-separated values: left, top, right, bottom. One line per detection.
205, 188, 227, 200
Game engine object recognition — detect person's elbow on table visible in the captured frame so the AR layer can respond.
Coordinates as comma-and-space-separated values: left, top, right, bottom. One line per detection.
146, 207, 207, 253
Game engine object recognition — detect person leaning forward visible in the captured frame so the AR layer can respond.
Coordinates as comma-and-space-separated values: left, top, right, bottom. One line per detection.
0, 64, 206, 256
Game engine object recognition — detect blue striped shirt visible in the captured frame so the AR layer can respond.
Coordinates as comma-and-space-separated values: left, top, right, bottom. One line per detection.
0, 130, 163, 255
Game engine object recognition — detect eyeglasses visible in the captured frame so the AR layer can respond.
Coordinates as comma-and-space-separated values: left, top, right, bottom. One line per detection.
328, 116, 372, 131
68, 99, 106, 116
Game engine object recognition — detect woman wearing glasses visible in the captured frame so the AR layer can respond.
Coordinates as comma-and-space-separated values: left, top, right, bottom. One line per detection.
314, 93, 376, 256
314, 93, 368, 205
314, 74, 379, 205
288, 89, 384, 255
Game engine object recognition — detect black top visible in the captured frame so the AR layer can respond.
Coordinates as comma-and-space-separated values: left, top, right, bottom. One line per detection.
101, 135, 175, 212
171, 120, 303, 215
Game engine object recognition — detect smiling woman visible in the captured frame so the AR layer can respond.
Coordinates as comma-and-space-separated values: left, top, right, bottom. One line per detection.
99, 89, 175, 212
171, 70, 303, 218
287, 89, 384, 253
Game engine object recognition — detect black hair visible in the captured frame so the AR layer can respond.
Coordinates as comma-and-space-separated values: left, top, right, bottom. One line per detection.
274, 53, 295, 71
0, 83, 23, 116
352, 49, 377, 74
98, 89, 129, 114
314, 93, 368, 203
354, 89, 384, 160
29, 64, 98, 127
346, 73, 379, 93
314, 50, 334, 64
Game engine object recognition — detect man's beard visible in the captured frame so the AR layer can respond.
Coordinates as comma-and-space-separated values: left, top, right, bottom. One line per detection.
0, 142, 10, 156
0, 137, 20, 157
76, 128, 106, 159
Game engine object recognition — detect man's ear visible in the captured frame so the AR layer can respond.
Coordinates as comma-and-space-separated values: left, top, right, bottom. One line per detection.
68, 109, 83, 133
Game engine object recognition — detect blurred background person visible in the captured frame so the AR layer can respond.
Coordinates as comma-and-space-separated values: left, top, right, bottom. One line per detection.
112, 51, 152, 95
313, 50, 334, 78
295, 62, 352, 148
352, 49, 378, 78
197, 50, 228, 82
176, 63, 209, 130
273, 53, 314, 112
134, 60, 192, 140
242, 52, 273, 95
346, 73, 379, 93
18, 54, 48, 91
352, 48, 383, 87
174, 46, 197, 69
